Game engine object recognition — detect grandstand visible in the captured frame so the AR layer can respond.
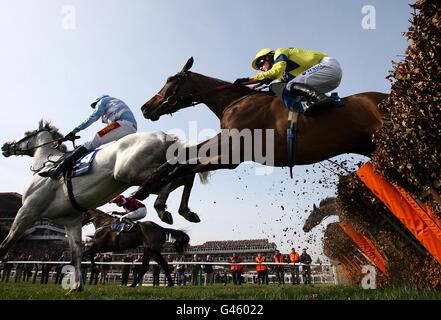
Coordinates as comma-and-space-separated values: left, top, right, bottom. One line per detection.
111, 239, 278, 263
0, 193, 68, 259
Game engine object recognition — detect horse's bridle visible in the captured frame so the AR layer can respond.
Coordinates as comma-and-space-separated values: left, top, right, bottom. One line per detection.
7, 128, 49, 155
155, 71, 239, 111
154, 72, 201, 110
7, 128, 73, 156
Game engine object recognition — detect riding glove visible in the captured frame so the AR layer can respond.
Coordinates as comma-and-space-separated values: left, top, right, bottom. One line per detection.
64, 131, 77, 141
234, 77, 249, 84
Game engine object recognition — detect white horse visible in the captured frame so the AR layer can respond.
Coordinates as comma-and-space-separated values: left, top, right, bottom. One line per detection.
0, 120, 209, 291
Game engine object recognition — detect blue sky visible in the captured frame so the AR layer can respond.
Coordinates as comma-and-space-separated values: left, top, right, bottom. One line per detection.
0, 0, 413, 259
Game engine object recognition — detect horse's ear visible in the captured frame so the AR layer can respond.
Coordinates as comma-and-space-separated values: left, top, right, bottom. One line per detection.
313, 204, 317, 210
181, 57, 194, 72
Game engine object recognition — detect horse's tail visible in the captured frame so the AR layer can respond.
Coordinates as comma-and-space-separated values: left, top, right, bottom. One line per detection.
165, 228, 190, 254
197, 171, 212, 184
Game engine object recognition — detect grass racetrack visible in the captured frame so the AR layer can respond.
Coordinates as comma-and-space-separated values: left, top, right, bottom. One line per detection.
1, 282, 441, 300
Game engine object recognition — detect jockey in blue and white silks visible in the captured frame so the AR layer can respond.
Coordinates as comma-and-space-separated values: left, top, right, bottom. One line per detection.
39, 95, 138, 179
73, 95, 138, 151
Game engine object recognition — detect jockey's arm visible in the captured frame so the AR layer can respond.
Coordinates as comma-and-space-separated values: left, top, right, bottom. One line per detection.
252, 60, 286, 82
72, 97, 111, 133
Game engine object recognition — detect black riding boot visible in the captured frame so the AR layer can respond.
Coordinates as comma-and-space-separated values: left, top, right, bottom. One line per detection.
39, 146, 89, 179
289, 83, 334, 114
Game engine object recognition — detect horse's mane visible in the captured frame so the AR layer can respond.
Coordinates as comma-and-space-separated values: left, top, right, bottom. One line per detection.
319, 197, 336, 207
25, 120, 67, 153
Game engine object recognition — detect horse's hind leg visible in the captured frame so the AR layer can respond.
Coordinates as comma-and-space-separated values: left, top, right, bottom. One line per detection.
131, 247, 152, 287
0, 206, 37, 257
153, 251, 174, 286
132, 162, 176, 200
83, 243, 97, 267
153, 183, 174, 225
178, 174, 200, 223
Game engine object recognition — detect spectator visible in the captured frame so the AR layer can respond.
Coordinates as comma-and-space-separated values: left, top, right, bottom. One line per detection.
23, 255, 33, 282
255, 253, 268, 285
1, 254, 13, 283
191, 254, 201, 286
230, 253, 243, 285
289, 248, 300, 285
40, 253, 52, 285
14, 254, 26, 283
99, 254, 112, 284
273, 250, 285, 285
14, 254, 26, 282
203, 255, 214, 286
176, 256, 186, 286
165, 255, 174, 286
121, 253, 134, 286
54, 252, 69, 285
300, 248, 312, 284
32, 260, 39, 284
223, 268, 229, 286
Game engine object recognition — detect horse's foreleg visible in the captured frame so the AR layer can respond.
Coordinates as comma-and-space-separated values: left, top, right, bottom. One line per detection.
153, 251, 174, 286
178, 174, 200, 223
0, 206, 37, 257
131, 248, 152, 287
153, 183, 174, 225
64, 221, 83, 292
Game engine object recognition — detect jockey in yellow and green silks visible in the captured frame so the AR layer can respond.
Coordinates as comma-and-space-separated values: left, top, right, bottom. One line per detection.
234, 48, 343, 113
252, 48, 327, 83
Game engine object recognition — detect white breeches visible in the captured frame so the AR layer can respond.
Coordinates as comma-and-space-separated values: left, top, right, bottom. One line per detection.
286, 57, 343, 93
83, 120, 137, 151
121, 207, 147, 221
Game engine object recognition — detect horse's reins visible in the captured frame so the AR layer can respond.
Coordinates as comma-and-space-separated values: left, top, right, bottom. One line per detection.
11, 128, 78, 153
155, 71, 263, 112
9, 128, 48, 154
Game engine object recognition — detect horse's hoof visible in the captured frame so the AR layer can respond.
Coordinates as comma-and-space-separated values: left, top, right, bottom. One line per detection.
159, 211, 173, 225
65, 284, 83, 295
167, 282, 174, 287
180, 211, 200, 223
131, 189, 150, 200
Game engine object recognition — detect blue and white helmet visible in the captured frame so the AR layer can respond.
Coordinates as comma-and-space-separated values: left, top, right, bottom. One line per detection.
91, 94, 110, 108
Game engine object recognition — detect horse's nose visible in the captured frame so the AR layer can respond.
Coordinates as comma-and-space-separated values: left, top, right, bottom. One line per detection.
141, 101, 159, 120
1, 143, 8, 152
141, 103, 147, 113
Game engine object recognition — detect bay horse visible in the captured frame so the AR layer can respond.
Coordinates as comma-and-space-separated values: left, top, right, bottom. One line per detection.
0, 121, 207, 291
134, 57, 386, 195
82, 209, 189, 287
303, 197, 337, 232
